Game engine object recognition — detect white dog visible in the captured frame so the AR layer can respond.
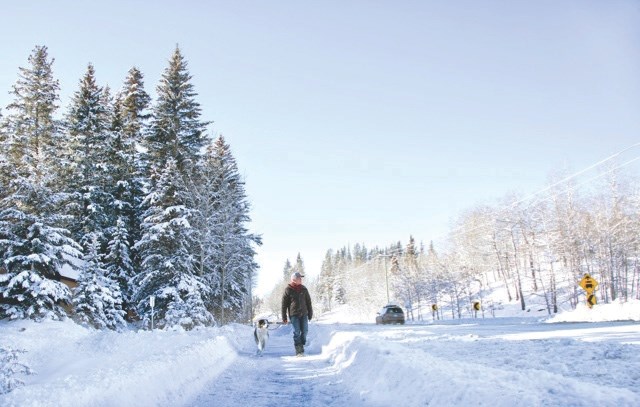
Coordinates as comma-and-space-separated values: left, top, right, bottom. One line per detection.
254, 319, 269, 356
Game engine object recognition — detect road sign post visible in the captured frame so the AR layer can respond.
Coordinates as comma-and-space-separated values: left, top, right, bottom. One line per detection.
579, 274, 599, 308
150, 295, 155, 330
473, 301, 481, 318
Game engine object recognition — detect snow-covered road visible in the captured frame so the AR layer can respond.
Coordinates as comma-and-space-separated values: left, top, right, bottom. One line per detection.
185, 317, 640, 407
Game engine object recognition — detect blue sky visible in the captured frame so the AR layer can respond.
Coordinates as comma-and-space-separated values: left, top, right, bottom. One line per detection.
2, 1, 640, 295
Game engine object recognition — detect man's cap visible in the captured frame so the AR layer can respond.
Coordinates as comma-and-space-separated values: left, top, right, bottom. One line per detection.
291, 272, 305, 280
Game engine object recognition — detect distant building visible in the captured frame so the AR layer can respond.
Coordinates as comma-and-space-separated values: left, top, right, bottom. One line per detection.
59, 255, 81, 290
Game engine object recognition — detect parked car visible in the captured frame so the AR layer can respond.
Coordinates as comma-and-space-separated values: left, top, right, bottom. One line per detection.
375, 305, 405, 325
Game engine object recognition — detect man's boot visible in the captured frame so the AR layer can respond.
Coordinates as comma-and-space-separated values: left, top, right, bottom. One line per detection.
295, 344, 303, 356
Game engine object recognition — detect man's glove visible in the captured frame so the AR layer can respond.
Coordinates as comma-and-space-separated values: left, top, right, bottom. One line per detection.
308, 314, 312, 321
282, 319, 288, 324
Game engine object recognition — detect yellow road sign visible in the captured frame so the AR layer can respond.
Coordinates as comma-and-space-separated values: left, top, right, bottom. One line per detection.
579, 274, 598, 293
473, 301, 481, 311
587, 294, 597, 308
431, 304, 438, 311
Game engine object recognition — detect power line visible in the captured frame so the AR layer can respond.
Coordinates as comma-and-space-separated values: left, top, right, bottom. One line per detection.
448, 142, 640, 237
505, 142, 640, 210
531, 154, 640, 206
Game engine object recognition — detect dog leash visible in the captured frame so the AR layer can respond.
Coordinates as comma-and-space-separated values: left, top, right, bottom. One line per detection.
256, 321, 286, 330
266, 321, 286, 330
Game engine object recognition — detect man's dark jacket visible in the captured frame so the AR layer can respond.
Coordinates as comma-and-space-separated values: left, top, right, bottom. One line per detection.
282, 284, 313, 322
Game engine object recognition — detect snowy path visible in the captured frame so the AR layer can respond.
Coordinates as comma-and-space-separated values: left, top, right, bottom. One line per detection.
185, 324, 359, 407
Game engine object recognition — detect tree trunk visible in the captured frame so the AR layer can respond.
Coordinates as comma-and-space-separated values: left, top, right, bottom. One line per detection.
493, 238, 512, 301
608, 240, 617, 301
529, 257, 538, 292
503, 254, 520, 304
634, 259, 639, 300
551, 281, 557, 313
510, 231, 526, 311
537, 269, 552, 315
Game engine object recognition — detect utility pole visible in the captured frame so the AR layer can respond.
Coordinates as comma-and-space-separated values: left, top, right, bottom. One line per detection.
377, 251, 391, 304
150, 295, 155, 331
384, 253, 390, 303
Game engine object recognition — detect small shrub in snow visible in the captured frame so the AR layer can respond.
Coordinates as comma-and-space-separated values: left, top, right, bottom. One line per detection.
0, 347, 34, 394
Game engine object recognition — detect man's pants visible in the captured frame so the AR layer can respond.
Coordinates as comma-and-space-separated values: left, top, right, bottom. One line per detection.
290, 315, 309, 346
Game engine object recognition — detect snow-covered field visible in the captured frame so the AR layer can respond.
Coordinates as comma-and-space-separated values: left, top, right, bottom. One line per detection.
1, 300, 639, 407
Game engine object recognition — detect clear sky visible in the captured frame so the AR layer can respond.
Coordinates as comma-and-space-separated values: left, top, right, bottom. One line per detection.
2, 1, 639, 296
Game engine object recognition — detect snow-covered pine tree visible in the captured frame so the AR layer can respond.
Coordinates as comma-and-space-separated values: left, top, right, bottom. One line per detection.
104, 217, 134, 316
0, 192, 81, 320
1, 46, 62, 185
317, 250, 336, 312
196, 136, 261, 324
282, 259, 293, 281
73, 234, 126, 330
144, 46, 209, 174
133, 157, 214, 329
0, 107, 5, 169
63, 64, 113, 249
116, 67, 150, 269
132, 47, 214, 329
293, 253, 305, 276
103, 68, 150, 314
0, 46, 81, 320
0, 107, 5, 197
333, 251, 347, 305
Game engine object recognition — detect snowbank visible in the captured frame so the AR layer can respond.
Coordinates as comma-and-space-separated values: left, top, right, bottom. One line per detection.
547, 299, 640, 323
0, 320, 240, 406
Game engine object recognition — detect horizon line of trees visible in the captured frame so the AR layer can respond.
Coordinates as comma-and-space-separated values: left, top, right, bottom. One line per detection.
311, 166, 640, 320
0, 45, 261, 330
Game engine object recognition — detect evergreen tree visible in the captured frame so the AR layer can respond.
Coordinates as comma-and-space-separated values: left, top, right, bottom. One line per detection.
333, 252, 347, 305
317, 250, 336, 312
193, 136, 261, 323
73, 234, 126, 330
133, 157, 214, 329
282, 259, 293, 281
144, 46, 209, 175
132, 48, 214, 329
0, 46, 81, 320
115, 67, 150, 256
406, 235, 417, 260
1, 46, 62, 185
64, 64, 113, 249
104, 217, 134, 312
293, 253, 305, 276
0, 187, 81, 320
104, 68, 150, 311
0, 107, 6, 195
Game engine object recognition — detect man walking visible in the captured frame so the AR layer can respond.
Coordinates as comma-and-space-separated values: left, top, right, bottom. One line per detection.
282, 272, 313, 356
